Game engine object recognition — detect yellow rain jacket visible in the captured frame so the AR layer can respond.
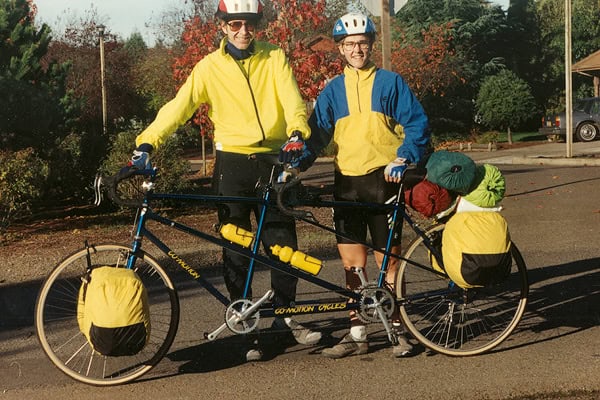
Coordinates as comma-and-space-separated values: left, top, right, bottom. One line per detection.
136, 38, 310, 154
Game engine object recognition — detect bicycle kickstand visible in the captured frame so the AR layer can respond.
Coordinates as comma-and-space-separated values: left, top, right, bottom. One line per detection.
204, 289, 274, 341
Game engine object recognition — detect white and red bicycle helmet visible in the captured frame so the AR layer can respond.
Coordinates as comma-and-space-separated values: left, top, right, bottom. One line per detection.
215, 0, 264, 21
332, 13, 376, 42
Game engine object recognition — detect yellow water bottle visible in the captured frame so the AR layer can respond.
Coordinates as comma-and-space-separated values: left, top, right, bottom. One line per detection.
270, 245, 322, 275
220, 224, 254, 248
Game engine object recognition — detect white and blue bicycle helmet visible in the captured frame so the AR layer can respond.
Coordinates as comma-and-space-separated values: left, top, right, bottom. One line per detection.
332, 13, 376, 42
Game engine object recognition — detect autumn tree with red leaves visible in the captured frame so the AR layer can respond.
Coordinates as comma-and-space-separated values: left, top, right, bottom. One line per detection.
259, 0, 343, 101
391, 22, 464, 100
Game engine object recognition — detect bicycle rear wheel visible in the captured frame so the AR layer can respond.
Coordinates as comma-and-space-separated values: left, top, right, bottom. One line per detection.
35, 244, 180, 385
396, 225, 528, 356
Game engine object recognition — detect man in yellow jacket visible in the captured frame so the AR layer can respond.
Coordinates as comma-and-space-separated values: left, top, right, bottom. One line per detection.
130, 0, 320, 362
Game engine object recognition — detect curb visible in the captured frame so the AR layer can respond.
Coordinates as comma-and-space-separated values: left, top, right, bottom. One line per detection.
512, 156, 600, 166
477, 156, 600, 166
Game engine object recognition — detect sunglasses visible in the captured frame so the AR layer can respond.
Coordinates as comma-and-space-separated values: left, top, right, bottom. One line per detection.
226, 20, 256, 32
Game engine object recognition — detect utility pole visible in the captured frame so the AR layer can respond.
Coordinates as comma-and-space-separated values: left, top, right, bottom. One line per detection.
564, 0, 573, 158
98, 25, 108, 136
380, 0, 391, 70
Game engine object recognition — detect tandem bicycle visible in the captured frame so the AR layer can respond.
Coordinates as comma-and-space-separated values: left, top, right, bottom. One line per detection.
34, 154, 529, 385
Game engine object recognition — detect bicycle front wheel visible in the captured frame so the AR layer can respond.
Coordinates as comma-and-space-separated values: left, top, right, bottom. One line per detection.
35, 244, 180, 385
396, 225, 528, 356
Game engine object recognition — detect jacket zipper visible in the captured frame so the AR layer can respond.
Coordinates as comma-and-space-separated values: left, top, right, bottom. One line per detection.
234, 58, 266, 143
353, 69, 362, 113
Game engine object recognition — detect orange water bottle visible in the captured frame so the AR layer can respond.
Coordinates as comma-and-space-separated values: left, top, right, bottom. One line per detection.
270, 245, 322, 275
220, 224, 254, 248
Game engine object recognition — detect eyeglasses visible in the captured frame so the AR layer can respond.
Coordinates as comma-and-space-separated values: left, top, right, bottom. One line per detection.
227, 20, 256, 32
341, 41, 371, 51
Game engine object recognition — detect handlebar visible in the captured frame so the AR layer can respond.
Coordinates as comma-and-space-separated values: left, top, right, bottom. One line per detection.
275, 174, 316, 221
94, 167, 157, 208
94, 162, 321, 222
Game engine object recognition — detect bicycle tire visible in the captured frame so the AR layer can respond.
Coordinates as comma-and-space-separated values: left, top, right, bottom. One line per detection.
396, 224, 528, 356
35, 244, 180, 385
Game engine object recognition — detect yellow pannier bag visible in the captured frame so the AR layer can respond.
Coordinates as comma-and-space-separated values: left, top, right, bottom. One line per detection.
436, 211, 512, 288
77, 266, 151, 356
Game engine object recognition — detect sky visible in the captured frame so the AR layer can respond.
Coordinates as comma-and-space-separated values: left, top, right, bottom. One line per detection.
35, 0, 185, 45
35, 0, 510, 46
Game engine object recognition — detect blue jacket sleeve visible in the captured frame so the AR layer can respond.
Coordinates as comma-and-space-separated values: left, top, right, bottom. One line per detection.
303, 87, 337, 170
376, 72, 430, 164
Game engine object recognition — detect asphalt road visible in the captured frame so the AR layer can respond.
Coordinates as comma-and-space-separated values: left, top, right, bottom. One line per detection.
1, 153, 599, 400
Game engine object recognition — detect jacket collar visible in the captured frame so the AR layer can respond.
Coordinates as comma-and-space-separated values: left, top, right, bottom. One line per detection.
344, 62, 377, 80
220, 37, 259, 60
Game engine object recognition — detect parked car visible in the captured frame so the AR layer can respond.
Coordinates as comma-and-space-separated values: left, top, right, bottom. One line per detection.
539, 97, 600, 142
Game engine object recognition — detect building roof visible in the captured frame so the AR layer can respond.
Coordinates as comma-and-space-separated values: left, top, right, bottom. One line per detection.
305, 34, 336, 52
572, 49, 600, 77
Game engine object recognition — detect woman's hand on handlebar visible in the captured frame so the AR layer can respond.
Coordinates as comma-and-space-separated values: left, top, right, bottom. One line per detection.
384, 157, 408, 183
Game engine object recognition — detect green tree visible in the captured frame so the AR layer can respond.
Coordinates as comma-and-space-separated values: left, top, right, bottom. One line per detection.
0, 148, 49, 233
395, 0, 510, 136
476, 70, 537, 144
0, 0, 77, 152
124, 31, 147, 61
505, 0, 545, 120
536, 0, 600, 112
131, 42, 177, 116
0, 0, 88, 221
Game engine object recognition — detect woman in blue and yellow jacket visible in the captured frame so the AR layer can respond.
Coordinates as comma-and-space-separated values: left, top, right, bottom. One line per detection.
304, 13, 430, 360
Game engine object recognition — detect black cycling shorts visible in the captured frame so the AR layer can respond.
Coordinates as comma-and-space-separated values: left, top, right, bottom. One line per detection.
333, 168, 401, 247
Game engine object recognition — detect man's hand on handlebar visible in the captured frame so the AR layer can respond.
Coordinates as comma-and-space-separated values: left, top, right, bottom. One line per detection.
278, 131, 314, 171
127, 143, 154, 170
279, 131, 305, 163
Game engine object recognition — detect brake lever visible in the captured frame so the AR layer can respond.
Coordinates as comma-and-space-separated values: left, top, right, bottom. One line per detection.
93, 174, 104, 207
277, 166, 299, 184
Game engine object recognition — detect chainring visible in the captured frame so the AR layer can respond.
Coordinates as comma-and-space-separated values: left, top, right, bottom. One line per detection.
225, 299, 260, 334
356, 285, 396, 323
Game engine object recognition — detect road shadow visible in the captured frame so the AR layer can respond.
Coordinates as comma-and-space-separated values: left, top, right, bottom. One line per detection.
509, 257, 599, 347
165, 317, 347, 374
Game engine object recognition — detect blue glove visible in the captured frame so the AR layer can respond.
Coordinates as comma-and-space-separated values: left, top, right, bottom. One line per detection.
128, 143, 153, 170
384, 158, 407, 182
279, 131, 306, 164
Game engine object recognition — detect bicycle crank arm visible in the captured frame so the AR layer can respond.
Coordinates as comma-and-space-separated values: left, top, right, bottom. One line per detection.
379, 312, 395, 344
205, 289, 274, 341
367, 296, 395, 344
204, 322, 229, 341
